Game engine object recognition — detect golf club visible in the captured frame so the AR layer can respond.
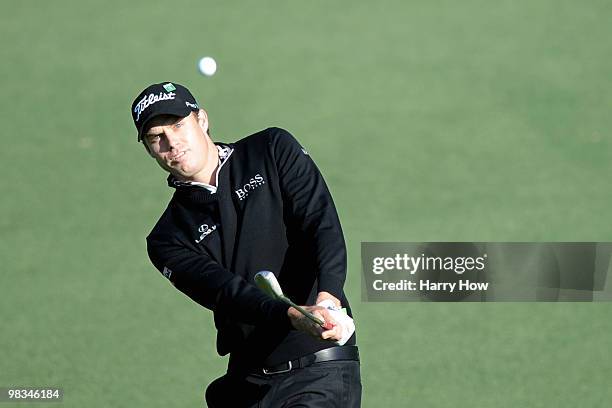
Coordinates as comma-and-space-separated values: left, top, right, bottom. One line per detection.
255, 270, 334, 330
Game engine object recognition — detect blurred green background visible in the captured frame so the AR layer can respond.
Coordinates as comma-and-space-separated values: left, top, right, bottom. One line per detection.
2, 0, 611, 406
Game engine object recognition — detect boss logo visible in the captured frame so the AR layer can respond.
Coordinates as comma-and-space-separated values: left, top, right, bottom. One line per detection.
235, 174, 265, 201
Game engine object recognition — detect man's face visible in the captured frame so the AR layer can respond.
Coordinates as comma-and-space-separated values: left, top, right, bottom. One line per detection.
142, 111, 211, 181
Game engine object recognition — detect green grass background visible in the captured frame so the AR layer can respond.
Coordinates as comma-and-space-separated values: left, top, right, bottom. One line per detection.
2, 0, 612, 406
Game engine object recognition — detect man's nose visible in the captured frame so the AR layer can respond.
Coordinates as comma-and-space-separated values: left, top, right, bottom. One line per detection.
164, 131, 181, 149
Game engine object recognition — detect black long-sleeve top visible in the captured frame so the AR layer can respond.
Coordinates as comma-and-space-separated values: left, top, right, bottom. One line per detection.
146, 127, 355, 368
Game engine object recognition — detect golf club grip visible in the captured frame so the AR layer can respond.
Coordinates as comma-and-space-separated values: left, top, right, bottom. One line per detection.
282, 297, 328, 327
292, 303, 325, 326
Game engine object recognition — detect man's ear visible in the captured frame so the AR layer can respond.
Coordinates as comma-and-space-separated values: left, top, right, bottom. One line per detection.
196, 109, 209, 135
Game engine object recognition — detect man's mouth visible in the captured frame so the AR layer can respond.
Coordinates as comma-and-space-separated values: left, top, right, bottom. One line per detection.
169, 151, 187, 162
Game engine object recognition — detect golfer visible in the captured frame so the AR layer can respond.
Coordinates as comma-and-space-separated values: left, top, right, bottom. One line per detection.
131, 82, 361, 407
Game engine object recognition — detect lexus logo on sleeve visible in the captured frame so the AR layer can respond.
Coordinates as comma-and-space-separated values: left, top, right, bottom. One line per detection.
195, 223, 217, 243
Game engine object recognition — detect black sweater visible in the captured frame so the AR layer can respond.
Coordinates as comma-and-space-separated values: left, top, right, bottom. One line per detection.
146, 127, 355, 368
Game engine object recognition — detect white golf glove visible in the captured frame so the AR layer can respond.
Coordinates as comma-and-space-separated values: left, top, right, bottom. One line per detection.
317, 300, 355, 346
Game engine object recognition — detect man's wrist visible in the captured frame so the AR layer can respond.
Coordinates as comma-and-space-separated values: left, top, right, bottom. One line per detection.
316, 291, 341, 308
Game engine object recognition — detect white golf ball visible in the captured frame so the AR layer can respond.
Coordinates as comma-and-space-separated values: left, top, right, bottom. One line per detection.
198, 56, 217, 76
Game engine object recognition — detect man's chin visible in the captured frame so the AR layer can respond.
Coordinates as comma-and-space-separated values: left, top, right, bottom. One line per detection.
163, 164, 201, 182
172, 172, 192, 181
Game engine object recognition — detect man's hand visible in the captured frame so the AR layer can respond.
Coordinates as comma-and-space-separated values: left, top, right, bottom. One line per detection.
287, 305, 344, 342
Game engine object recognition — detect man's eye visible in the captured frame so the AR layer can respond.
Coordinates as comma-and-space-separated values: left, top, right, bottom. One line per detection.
175, 122, 183, 128
148, 135, 161, 142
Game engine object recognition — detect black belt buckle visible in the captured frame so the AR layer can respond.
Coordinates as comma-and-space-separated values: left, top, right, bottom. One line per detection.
262, 360, 293, 375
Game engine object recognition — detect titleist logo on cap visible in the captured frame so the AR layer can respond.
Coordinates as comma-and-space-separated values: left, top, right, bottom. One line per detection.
133, 91, 176, 121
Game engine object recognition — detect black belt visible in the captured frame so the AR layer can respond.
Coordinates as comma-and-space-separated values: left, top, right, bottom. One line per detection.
257, 345, 360, 375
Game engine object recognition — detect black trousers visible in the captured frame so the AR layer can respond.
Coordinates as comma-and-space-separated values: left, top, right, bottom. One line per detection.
205, 360, 362, 407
